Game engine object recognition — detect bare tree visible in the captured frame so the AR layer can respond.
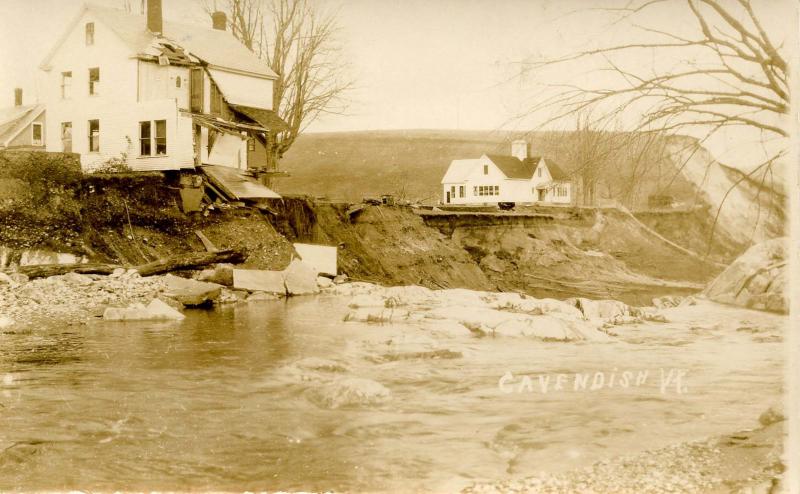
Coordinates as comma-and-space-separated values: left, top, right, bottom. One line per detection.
526, 0, 788, 142
521, 0, 788, 245
202, 0, 352, 173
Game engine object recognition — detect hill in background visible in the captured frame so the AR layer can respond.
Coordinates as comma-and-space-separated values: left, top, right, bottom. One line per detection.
274, 129, 701, 209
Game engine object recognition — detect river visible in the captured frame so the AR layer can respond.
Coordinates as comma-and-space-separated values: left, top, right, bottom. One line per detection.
0, 294, 784, 492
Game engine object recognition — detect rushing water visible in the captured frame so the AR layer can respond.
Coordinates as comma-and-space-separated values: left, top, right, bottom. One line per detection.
0, 295, 784, 492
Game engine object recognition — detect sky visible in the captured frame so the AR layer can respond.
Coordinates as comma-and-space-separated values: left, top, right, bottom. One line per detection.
0, 0, 795, 170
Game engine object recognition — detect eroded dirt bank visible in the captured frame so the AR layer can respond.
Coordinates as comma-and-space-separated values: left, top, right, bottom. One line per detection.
268, 199, 724, 305
3, 168, 726, 306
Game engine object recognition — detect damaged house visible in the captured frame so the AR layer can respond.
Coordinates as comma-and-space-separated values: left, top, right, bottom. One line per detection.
37, 0, 286, 197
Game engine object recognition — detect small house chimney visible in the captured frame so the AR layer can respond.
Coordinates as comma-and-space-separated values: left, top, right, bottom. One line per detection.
511, 139, 528, 161
13, 88, 22, 107
212, 11, 227, 30
147, 0, 163, 34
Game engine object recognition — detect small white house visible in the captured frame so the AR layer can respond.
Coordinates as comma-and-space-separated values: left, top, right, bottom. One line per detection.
441, 140, 573, 205
38, 0, 286, 172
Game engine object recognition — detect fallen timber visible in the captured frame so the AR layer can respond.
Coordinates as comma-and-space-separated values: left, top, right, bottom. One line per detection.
7, 249, 247, 280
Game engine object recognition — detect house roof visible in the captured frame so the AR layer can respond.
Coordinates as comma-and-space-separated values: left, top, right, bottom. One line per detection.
41, 4, 277, 79
232, 105, 289, 132
485, 154, 541, 179
441, 159, 477, 183
0, 104, 45, 148
542, 159, 569, 180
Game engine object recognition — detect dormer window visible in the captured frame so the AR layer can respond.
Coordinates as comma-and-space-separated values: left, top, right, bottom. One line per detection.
483, 164, 488, 175
89, 68, 100, 95
85, 22, 95, 45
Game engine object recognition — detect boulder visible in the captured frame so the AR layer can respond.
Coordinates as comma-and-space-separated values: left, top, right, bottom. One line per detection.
103, 298, 185, 321
196, 263, 234, 286
704, 238, 788, 313
284, 259, 320, 296
0, 272, 16, 286
162, 274, 222, 306
758, 404, 785, 426
157, 294, 185, 312
61, 272, 93, 286
247, 291, 281, 302
307, 377, 391, 409
572, 298, 629, 321
316, 276, 334, 289
333, 274, 349, 284
233, 269, 286, 294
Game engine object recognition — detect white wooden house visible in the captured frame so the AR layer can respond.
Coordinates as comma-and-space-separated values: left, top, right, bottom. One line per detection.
441, 140, 573, 205
38, 0, 286, 173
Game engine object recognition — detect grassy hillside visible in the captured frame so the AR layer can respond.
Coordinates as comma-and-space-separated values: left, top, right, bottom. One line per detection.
274, 129, 701, 208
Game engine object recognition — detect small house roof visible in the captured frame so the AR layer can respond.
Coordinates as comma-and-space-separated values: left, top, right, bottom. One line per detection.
41, 4, 277, 79
0, 104, 45, 148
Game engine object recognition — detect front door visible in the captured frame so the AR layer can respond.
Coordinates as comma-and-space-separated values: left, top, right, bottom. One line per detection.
538, 189, 545, 202
446, 191, 451, 203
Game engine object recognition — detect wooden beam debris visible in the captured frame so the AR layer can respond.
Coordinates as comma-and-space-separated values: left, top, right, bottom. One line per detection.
8, 249, 247, 280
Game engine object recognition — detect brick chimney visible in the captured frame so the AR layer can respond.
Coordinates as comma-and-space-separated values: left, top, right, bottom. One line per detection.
511, 139, 528, 160
212, 11, 227, 30
147, 0, 163, 34
14, 88, 22, 107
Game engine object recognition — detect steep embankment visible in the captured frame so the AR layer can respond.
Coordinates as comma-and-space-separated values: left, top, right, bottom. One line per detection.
669, 139, 786, 246
270, 200, 718, 305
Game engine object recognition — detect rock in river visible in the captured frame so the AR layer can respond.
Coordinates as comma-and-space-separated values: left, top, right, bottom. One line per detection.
162, 274, 222, 306
284, 259, 320, 296
103, 298, 185, 321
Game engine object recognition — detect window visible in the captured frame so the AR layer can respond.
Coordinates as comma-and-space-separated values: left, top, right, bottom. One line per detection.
155, 120, 167, 155
89, 68, 100, 95
61, 72, 72, 99
190, 68, 203, 112
175, 76, 182, 88
483, 164, 488, 175
61, 122, 72, 152
139, 121, 151, 155
85, 22, 94, 45
459, 185, 465, 198
538, 167, 542, 177
88, 119, 100, 152
473, 186, 477, 196
31, 123, 43, 146
494, 185, 499, 195
140, 120, 167, 156
248, 138, 255, 151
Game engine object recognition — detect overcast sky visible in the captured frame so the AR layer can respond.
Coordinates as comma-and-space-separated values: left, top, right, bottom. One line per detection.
0, 0, 795, 169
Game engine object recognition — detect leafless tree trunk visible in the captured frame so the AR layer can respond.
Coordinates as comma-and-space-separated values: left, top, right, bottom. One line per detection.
521, 0, 788, 245
201, 0, 352, 173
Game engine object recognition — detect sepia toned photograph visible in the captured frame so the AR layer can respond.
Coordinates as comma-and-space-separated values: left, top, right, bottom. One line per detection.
0, 0, 796, 492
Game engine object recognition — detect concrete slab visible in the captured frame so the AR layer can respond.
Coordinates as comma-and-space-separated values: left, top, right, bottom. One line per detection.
293, 243, 337, 276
